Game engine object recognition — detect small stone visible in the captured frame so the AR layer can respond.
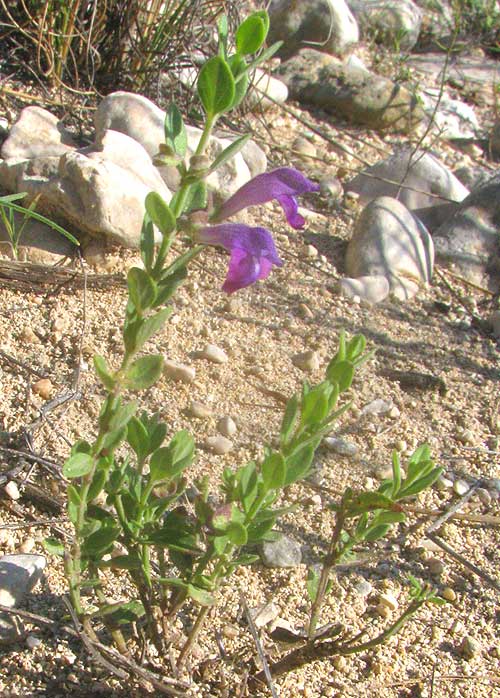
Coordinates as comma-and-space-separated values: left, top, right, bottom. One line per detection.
459, 635, 480, 659
163, 360, 196, 383
18, 538, 35, 554
298, 303, 314, 319
319, 176, 343, 202
375, 465, 393, 481
20, 328, 40, 344
442, 587, 456, 602
205, 435, 233, 455
4, 481, 20, 501
217, 416, 237, 438
305, 244, 318, 259
323, 436, 358, 457
261, 535, 302, 568
189, 400, 212, 418
26, 635, 41, 650
292, 350, 320, 372
388, 405, 401, 419
436, 475, 454, 491
456, 428, 475, 445
354, 579, 373, 597
476, 488, 491, 506
454, 479, 469, 496
427, 558, 445, 576
360, 398, 393, 416
332, 655, 347, 671
293, 136, 317, 160
200, 344, 228, 364
394, 440, 407, 452
376, 603, 392, 619
378, 592, 398, 611
32, 378, 53, 400
0, 554, 46, 608
250, 602, 280, 629
221, 624, 239, 640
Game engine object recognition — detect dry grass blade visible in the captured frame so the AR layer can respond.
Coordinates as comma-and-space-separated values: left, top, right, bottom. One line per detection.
240, 592, 279, 698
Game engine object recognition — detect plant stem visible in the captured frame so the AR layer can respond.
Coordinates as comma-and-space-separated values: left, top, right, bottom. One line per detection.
177, 606, 210, 668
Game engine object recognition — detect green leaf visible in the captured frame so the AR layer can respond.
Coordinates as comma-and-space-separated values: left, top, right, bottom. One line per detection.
100, 427, 126, 453
145, 192, 176, 238
301, 382, 333, 427
217, 14, 228, 56
280, 394, 299, 446
97, 600, 145, 625
124, 355, 163, 391
235, 11, 269, 55
149, 430, 195, 484
391, 450, 402, 498
245, 41, 283, 72
124, 307, 171, 354
182, 181, 208, 214
228, 54, 249, 108
346, 334, 366, 363
326, 360, 354, 392
93, 355, 116, 391
364, 524, 391, 542
187, 584, 215, 606
306, 566, 320, 602
63, 452, 93, 479
398, 467, 443, 498
225, 521, 248, 546
283, 441, 318, 486
153, 267, 187, 307
83, 525, 120, 556
43, 537, 65, 557
197, 55, 235, 117
208, 134, 251, 174
127, 267, 157, 312
109, 401, 138, 432
345, 491, 395, 517
237, 461, 259, 513
140, 215, 155, 272
261, 452, 286, 492
127, 417, 149, 461
99, 554, 142, 570
213, 534, 229, 555
164, 102, 187, 157
88, 469, 107, 501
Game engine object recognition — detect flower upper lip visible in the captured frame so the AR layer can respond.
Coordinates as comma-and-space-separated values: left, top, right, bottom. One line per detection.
212, 167, 319, 230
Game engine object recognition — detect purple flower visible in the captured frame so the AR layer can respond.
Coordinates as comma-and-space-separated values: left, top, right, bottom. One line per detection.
196, 223, 283, 294
213, 167, 319, 230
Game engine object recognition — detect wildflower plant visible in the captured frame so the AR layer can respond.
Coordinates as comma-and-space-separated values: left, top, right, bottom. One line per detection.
51, 10, 445, 688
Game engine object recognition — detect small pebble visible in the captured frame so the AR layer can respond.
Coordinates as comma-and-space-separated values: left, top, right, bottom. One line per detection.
394, 440, 407, 452
436, 475, 454, 491
217, 416, 237, 438
20, 328, 40, 344
456, 428, 475, 444
388, 405, 401, 419
189, 401, 213, 418
250, 602, 280, 629
4, 481, 20, 500
293, 136, 317, 159
476, 488, 491, 506
323, 436, 358, 457
378, 592, 398, 611
459, 635, 480, 659
360, 399, 393, 416
200, 344, 228, 364
19, 538, 35, 554
163, 360, 196, 383
354, 579, 373, 597
454, 479, 469, 496
26, 635, 41, 650
205, 435, 233, 455
442, 587, 456, 602
221, 624, 239, 640
376, 603, 392, 619
292, 350, 320, 372
427, 557, 445, 576
305, 244, 318, 259
261, 535, 302, 568
32, 378, 53, 400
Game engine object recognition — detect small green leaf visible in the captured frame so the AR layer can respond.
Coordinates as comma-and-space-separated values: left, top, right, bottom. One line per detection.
124, 355, 163, 391
235, 11, 269, 55
326, 360, 354, 392
283, 441, 318, 486
187, 584, 215, 606
127, 417, 149, 461
208, 134, 251, 174
99, 554, 142, 570
149, 430, 195, 484
345, 491, 395, 516
63, 452, 93, 479
197, 55, 235, 117
145, 192, 176, 237
398, 467, 443, 498
97, 600, 145, 625
225, 521, 248, 546
346, 334, 366, 363
261, 452, 286, 491
153, 267, 188, 307
217, 14, 228, 55
93, 355, 116, 391
164, 102, 187, 157
88, 469, 107, 501
182, 181, 208, 214
140, 215, 155, 271
301, 382, 333, 426
43, 537, 65, 557
391, 450, 402, 498
213, 534, 229, 555
280, 394, 299, 446
124, 307, 171, 354
228, 54, 249, 108
109, 401, 138, 432
127, 267, 157, 312
306, 566, 320, 602
364, 523, 391, 542
100, 427, 126, 453
245, 41, 283, 72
